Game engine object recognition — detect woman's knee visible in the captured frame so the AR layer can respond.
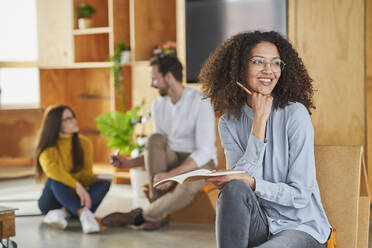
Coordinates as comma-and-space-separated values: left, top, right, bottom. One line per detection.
90, 180, 111, 198
100, 180, 111, 194
49, 178, 69, 190
219, 179, 255, 202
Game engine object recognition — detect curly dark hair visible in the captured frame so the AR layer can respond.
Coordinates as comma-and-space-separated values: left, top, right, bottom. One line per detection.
200, 31, 315, 118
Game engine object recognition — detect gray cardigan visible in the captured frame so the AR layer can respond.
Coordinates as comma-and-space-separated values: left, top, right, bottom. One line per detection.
219, 102, 331, 243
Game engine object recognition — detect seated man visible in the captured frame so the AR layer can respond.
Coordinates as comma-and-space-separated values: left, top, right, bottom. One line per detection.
102, 55, 217, 230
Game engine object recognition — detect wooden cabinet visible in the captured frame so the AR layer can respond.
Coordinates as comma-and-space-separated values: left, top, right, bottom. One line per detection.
37, 0, 179, 162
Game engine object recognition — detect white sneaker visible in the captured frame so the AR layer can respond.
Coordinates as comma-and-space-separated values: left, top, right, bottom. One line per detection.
43, 209, 68, 229
79, 207, 100, 234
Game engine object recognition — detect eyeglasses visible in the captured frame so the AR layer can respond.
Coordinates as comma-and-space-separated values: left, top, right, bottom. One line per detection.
248, 56, 286, 73
62, 116, 75, 123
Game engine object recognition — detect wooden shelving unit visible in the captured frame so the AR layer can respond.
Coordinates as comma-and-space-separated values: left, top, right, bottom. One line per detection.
36, 0, 179, 165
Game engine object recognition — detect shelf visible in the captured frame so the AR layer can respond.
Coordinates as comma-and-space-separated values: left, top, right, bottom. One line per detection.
73, 27, 112, 35
0, 104, 41, 111
38, 62, 141, 69
39, 62, 114, 69
74, 0, 109, 29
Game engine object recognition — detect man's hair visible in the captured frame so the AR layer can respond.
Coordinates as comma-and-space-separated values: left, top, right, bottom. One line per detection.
150, 55, 183, 82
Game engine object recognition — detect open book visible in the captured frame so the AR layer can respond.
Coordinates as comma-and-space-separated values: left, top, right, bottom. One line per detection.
153, 169, 244, 187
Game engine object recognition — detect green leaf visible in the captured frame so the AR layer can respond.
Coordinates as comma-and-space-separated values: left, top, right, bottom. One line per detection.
96, 101, 147, 153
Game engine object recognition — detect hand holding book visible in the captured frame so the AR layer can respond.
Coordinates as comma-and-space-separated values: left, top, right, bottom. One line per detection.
153, 169, 244, 188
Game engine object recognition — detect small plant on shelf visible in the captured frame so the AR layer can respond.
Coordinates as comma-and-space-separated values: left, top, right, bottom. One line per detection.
154, 41, 177, 57
118, 42, 131, 64
109, 42, 131, 111
77, 3, 96, 29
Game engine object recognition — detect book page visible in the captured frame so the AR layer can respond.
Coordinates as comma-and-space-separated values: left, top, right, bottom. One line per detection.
153, 169, 211, 187
153, 169, 244, 187
183, 170, 244, 183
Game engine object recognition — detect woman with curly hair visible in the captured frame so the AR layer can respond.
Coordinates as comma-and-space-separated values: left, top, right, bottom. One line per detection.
36, 105, 111, 233
200, 31, 331, 248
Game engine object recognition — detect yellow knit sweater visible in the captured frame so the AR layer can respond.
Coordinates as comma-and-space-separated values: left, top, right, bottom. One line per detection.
39, 134, 94, 189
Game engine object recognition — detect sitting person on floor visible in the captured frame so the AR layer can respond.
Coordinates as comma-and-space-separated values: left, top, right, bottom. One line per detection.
200, 31, 331, 247
36, 105, 111, 234
101, 54, 217, 230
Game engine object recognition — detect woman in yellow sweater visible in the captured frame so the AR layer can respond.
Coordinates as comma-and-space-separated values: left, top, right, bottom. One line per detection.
35, 105, 110, 233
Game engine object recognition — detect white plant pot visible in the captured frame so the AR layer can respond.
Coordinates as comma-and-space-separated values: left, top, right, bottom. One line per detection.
121, 51, 131, 64
78, 18, 92, 29
129, 167, 149, 199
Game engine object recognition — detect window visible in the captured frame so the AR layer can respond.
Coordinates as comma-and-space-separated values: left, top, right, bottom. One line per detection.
0, 0, 39, 107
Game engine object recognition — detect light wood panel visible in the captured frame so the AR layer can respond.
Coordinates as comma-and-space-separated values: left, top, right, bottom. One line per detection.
367, 0, 372, 198
176, 0, 186, 82
0, 108, 43, 158
131, 62, 157, 136
74, 0, 109, 28
37, 0, 73, 67
288, 0, 365, 147
40, 68, 112, 162
132, 0, 177, 61
113, 0, 130, 47
74, 33, 110, 62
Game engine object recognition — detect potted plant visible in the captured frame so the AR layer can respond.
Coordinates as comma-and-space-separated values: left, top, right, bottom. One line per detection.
77, 3, 95, 29
109, 42, 131, 111
96, 100, 149, 157
154, 41, 177, 56
118, 42, 131, 64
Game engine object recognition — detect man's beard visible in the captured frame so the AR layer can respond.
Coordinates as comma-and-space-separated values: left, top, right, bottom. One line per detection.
158, 84, 169, 97
159, 89, 167, 96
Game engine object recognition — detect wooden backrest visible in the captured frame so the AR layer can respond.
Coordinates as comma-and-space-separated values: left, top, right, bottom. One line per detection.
314, 146, 369, 248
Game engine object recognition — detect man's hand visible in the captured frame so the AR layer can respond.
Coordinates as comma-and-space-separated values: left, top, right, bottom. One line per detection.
109, 154, 145, 169
76, 182, 92, 209
110, 154, 131, 169
154, 172, 176, 191
206, 172, 254, 190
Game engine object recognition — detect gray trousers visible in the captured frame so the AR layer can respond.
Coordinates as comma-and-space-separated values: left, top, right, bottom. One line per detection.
216, 180, 327, 248
143, 133, 215, 222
